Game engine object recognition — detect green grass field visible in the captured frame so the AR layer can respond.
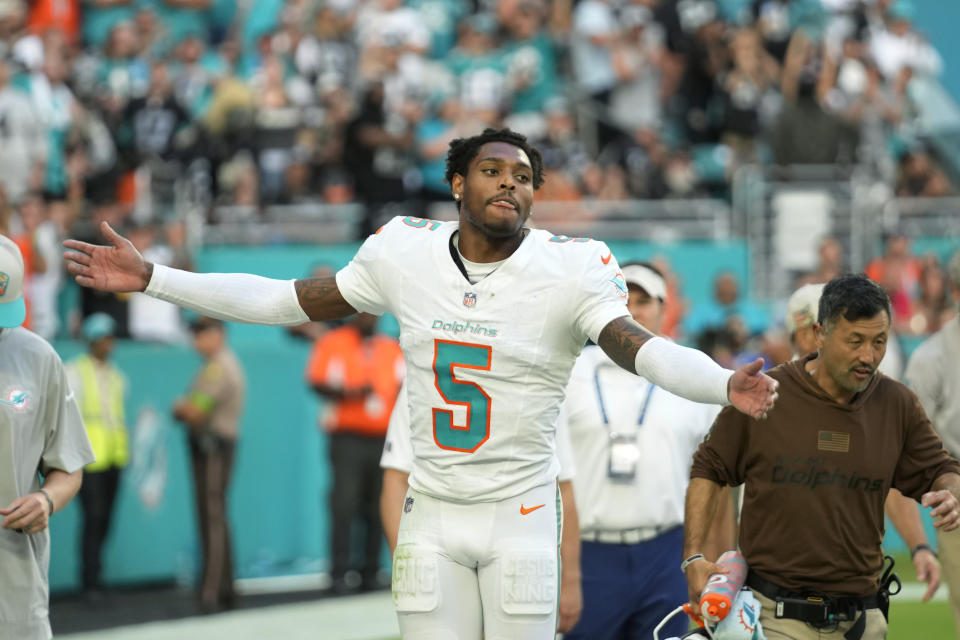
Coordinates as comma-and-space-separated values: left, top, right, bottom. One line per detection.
887, 553, 955, 639
888, 599, 954, 639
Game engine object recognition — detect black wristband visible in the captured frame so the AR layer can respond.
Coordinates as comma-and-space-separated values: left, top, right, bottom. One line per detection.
911, 543, 937, 560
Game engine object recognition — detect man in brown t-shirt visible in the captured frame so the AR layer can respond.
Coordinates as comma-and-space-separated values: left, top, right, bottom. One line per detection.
683, 274, 960, 640
173, 316, 246, 613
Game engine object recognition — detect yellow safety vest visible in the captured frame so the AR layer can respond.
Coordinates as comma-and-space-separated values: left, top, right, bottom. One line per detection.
75, 354, 128, 471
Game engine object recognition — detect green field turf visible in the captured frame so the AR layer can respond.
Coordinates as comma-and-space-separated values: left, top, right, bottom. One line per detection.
889, 599, 954, 639
888, 552, 955, 639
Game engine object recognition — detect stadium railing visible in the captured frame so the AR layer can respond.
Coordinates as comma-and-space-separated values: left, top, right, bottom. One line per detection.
732, 163, 876, 301
425, 198, 732, 241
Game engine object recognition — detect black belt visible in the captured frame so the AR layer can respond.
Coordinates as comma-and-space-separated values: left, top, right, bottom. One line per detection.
745, 556, 900, 640
745, 571, 880, 612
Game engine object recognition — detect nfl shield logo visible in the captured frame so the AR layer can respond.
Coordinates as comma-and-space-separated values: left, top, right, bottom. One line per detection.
463, 292, 477, 308
404, 497, 415, 513
0, 272, 7, 297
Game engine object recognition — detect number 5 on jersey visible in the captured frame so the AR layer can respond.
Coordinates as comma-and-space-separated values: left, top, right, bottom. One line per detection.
432, 340, 492, 452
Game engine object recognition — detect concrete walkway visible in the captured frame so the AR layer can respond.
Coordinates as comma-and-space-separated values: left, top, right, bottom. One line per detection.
60, 591, 399, 640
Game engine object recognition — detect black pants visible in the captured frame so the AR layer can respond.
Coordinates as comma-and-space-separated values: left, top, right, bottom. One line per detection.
328, 431, 385, 585
189, 435, 236, 607
78, 467, 121, 590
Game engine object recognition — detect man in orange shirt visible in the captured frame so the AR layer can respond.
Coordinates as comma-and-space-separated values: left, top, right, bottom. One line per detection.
306, 312, 403, 593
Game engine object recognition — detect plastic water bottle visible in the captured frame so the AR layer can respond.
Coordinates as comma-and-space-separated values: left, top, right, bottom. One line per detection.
699, 550, 748, 623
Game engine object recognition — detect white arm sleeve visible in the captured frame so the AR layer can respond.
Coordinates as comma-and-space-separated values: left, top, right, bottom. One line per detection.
634, 336, 733, 407
145, 264, 310, 326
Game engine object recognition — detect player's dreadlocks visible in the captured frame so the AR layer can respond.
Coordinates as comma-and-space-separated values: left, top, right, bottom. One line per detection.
444, 128, 546, 190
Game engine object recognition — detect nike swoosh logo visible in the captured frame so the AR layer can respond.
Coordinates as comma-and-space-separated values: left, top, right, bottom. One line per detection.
601, 252, 612, 265
520, 503, 545, 515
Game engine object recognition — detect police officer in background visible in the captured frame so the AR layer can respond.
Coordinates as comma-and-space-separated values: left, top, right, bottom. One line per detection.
562, 262, 736, 640
66, 312, 128, 599
173, 316, 246, 612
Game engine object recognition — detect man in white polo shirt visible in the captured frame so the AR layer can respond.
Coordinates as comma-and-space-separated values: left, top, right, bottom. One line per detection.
0, 235, 94, 639
563, 262, 734, 640
380, 380, 584, 633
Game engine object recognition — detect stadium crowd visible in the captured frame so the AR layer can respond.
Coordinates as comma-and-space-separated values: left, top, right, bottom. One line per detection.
0, 0, 955, 349
0, 2, 957, 637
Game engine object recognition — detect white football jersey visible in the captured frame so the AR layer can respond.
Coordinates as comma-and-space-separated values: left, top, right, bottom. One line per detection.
563, 344, 721, 530
381, 380, 577, 482
337, 216, 628, 502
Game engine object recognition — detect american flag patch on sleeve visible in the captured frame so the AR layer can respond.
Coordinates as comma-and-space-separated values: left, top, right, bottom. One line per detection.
818, 431, 850, 453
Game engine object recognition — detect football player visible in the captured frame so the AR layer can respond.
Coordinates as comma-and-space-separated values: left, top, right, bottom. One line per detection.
65, 128, 777, 639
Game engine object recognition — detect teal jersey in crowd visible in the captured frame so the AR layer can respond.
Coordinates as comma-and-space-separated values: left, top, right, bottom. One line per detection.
139, 0, 211, 54
409, 0, 469, 59
81, 2, 136, 49
415, 118, 454, 194
500, 33, 558, 114
240, 0, 285, 54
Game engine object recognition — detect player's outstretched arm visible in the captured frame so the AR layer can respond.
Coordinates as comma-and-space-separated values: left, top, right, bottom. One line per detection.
597, 316, 778, 420
65, 221, 357, 324
293, 276, 357, 321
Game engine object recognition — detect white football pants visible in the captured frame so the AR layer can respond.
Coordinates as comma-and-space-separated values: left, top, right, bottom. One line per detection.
392, 482, 562, 640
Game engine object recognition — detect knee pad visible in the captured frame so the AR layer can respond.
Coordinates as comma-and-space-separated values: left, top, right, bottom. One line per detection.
499, 549, 557, 616
392, 544, 440, 613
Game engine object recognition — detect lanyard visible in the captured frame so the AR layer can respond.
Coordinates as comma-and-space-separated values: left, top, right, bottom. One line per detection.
593, 363, 656, 430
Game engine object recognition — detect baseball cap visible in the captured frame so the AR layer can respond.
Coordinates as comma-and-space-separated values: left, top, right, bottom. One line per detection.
785, 283, 825, 335
82, 313, 116, 342
0, 235, 26, 329
887, 0, 915, 21
621, 263, 667, 301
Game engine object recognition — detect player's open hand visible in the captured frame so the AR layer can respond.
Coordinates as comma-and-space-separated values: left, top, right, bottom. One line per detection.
912, 547, 941, 602
923, 489, 960, 531
63, 221, 152, 293
0, 492, 52, 534
728, 358, 778, 420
